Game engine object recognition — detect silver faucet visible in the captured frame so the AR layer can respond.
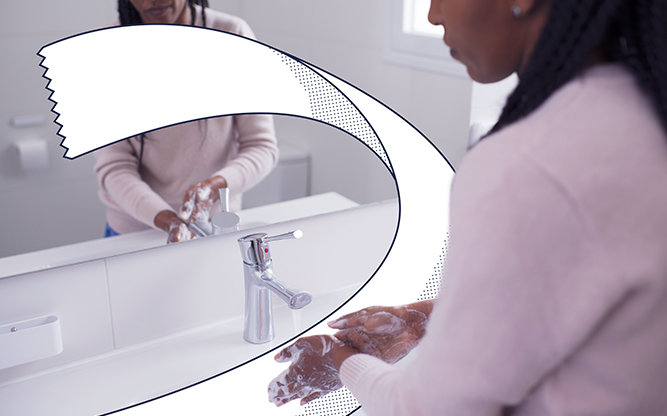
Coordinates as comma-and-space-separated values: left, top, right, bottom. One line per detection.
237, 230, 312, 344
188, 188, 240, 237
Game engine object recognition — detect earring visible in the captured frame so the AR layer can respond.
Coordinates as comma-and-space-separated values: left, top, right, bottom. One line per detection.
511, 5, 523, 18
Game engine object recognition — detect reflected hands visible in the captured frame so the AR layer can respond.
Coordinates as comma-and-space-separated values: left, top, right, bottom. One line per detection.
154, 210, 194, 243
328, 303, 430, 364
154, 176, 227, 244
166, 220, 194, 244
179, 176, 228, 224
269, 335, 347, 407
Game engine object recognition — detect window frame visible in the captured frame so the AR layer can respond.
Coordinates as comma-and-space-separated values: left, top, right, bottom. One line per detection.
383, 0, 469, 79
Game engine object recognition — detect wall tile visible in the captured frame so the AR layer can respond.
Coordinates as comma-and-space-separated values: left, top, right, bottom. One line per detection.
243, 0, 313, 39
208, 0, 244, 18
251, 28, 313, 64
308, 120, 397, 204
0, 1, 115, 38
0, 36, 56, 116
308, 39, 414, 119
0, 260, 114, 385
0, 174, 107, 258
408, 69, 473, 169
105, 235, 246, 349
306, 0, 385, 50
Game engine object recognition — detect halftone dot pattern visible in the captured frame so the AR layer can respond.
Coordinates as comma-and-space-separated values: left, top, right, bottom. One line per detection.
295, 387, 360, 416
273, 50, 392, 172
292, 234, 450, 416
269, 50, 452, 416
276, 46, 381, 416
417, 233, 449, 301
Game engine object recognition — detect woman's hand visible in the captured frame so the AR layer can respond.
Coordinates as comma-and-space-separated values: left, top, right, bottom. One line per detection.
328, 300, 433, 364
179, 176, 228, 223
269, 335, 356, 407
154, 210, 194, 244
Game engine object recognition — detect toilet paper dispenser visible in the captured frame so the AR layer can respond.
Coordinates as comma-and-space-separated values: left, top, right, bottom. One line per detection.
13, 138, 49, 171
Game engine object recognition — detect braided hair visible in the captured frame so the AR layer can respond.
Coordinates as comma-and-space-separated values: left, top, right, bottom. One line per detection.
489, 0, 667, 135
117, 0, 210, 171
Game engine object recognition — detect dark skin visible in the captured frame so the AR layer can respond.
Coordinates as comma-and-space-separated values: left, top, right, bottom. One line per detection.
128, 0, 191, 25
269, 336, 350, 407
270, 0, 613, 408
269, 0, 556, 407
329, 300, 434, 364
269, 301, 435, 406
427, 0, 552, 83
153, 175, 228, 243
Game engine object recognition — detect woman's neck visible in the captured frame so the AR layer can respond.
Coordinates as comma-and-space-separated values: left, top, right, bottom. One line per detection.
174, 2, 192, 25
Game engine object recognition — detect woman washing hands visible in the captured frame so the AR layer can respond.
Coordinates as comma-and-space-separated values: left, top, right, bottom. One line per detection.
94, 0, 278, 243
270, 0, 667, 414
328, 300, 433, 364
268, 301, 432, 407
269, 301, 433, 407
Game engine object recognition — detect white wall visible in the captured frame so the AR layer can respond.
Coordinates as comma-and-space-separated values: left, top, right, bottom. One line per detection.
468, 75, 518, 147
0, 2, 118, 257
0, 0, 473, 257
211, 0, 472, 199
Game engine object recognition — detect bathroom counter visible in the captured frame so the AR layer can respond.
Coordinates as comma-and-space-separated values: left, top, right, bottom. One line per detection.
0, 284, 359, 416
0, 197, 399, 416
0, 192, 359, 279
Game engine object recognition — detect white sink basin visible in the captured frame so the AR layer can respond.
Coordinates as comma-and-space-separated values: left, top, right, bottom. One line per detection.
0, 198, 399, 416
0, 285, 361, 416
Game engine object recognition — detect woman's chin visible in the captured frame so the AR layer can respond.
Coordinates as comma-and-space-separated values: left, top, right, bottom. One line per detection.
465, 67, 508, 84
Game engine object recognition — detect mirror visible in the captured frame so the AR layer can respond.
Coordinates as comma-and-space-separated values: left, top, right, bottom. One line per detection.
0, 0, 471, 278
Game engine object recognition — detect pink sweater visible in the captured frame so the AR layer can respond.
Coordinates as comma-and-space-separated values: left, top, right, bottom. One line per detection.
93, 7, 279, 234
341, 64, 667, 415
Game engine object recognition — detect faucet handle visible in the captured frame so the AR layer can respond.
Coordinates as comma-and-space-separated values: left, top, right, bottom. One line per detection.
218, 187, 230, 213
264, 230, 303, 244
238, 230, 303, 265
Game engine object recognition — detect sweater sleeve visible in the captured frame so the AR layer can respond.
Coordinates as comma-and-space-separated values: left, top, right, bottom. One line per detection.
93, 139, 173, 229
213, 113, 279, 195
339, 144, 629, 415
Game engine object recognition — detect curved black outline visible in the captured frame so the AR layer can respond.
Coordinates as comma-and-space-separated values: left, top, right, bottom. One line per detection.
36, 23, 455, 416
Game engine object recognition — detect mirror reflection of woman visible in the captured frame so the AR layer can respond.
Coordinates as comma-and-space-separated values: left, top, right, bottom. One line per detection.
268, 0, 667, 414
94, 0, 279, 243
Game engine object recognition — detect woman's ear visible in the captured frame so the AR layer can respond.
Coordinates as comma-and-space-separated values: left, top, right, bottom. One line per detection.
508, 0, 551, 19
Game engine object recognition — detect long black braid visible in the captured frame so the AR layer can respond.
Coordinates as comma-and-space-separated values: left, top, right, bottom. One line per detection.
117, 0, 210, 171
489, 0, 667, 136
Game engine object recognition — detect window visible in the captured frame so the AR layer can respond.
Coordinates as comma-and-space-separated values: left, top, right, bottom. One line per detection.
402, 0, 441, 38
384, 0, 468, 78
385, 0, 519, 146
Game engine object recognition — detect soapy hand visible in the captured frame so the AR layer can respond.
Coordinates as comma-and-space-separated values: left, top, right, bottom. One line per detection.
328, 304, 429, 364
167, 220, 194, 244
269, 335, 345, 407
179, 176, 228, 224
154, 210, 194, 244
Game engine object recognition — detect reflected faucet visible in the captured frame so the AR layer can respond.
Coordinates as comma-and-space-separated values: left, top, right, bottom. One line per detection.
237, 230, 312, 344
188, 188, 240, 238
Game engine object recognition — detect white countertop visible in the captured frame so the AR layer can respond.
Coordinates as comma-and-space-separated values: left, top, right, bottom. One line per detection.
0, 192, 359, 280
0, 284, 360, 416
0, 196, 400, 416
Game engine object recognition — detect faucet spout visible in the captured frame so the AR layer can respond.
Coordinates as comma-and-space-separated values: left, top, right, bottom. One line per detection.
238, 230, 310, 344
260, 269, 312, 309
